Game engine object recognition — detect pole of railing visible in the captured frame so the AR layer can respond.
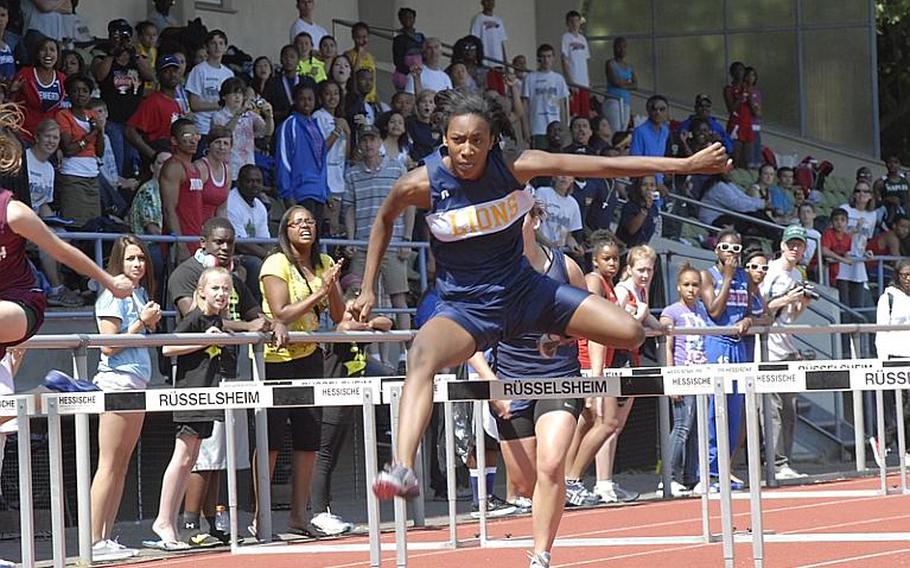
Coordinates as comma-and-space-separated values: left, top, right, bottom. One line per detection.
744, 376, 765, 567
72, 346, 93, 564
17, 398, 36, 568
251, 343, 272, 543
875, 388, 888, 494
225, 407, 239, 553
714, 376, 735, 568
444, 401, 458, 548
361, 388, 382, 567
418, 246, 428, 295
850, 332, 866, 471
816, 237, 826, 286
46, 398, 66, 568
93, 237, 103, 267
759, 335, 778, 488
696, 394, 712, 543
897, 385, 908, 493
657, 336, 672, 499
476, 399, 490, 545
878, 259, 885, 297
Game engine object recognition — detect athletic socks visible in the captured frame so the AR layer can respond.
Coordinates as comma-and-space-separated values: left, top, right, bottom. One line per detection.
182, 511, 200, 531
469, 467, 497, 506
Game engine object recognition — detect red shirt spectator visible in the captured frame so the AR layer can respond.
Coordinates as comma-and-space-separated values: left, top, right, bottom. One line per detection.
821, 225, 851, 284
12, 65, 66, 143
127, 91, 183, 149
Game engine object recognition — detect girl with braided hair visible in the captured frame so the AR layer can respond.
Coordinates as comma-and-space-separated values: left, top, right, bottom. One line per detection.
0, 102, 134, 362
353, 87, 728, 553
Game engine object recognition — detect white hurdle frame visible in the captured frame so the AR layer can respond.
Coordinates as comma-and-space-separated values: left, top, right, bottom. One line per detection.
11, 323, 910, 567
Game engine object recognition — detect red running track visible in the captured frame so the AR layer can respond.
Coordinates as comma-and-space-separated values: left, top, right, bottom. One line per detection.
117, 476, 910, 568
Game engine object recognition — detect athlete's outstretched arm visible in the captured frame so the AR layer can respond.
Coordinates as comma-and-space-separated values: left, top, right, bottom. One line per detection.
7, 200, 134, 298
511, 141, 731, 183
349, 166, 431, 322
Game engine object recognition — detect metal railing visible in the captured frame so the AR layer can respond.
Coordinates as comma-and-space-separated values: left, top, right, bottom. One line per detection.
44, 232, 430, 320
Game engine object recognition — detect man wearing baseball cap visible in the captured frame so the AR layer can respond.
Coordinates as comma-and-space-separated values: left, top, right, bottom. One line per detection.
343, 123, 412, 372
126, 54, 187, 160
759, 224, 813, 481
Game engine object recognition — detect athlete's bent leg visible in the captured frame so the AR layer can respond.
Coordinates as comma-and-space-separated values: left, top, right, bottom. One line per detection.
0, 301, 29, 346
374, 317, 476, 499
500, 437, 537, 499
564, 295, 645, 350
533, 411, 577, 555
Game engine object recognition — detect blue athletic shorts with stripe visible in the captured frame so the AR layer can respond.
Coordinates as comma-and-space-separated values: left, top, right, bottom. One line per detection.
430, 267, 591, 352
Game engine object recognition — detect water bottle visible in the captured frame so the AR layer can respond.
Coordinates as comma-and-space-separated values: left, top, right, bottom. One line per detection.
214, 504, 229, 533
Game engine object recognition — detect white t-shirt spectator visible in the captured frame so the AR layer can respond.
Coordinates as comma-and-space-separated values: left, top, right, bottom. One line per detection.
469, 13, 507, 65
876, 285, 910, 359
405, 67, 453, 94
521, 70, 569, 136
837, 203, 876, 283
801, 227, 822, 269
561, 31, 590, 87
535, 185, 582, 247
26, 148, 54, 212
290, 18, 328, 46
226, 188, 271, 240
759, 258, 802, 360
212, 109, 267, 181
185, 61, 235, 135
312, 108, 348, 195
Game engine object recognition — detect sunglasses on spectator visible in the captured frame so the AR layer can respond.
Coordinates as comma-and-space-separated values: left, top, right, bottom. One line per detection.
179, 132, 201, 141
716, 242, 742, 253
288, 218, 318, 228
746, 263, 769, 272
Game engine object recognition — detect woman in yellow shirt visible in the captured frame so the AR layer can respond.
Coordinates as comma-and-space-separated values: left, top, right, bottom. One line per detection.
254, 205, 344, 536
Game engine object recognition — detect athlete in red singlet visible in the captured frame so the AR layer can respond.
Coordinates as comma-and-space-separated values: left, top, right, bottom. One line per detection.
160, 118, 205, 258
197, 126, 232, 219
0, 189, 133, 358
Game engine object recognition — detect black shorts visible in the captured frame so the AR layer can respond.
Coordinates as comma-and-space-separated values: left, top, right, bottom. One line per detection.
495, 398, 583, 441
175, 421, 214, 439
266, 350, 324, 452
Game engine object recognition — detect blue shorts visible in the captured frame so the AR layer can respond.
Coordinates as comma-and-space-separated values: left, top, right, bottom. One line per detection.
432, 268, 590, 352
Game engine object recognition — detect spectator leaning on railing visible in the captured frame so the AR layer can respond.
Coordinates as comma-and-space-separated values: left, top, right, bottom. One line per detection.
759, 225, 813, 481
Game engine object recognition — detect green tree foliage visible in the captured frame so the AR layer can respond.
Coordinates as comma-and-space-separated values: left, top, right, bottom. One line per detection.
878, 0, 910, 161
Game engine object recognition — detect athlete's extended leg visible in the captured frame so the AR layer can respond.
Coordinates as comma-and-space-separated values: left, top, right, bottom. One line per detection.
563, 295, 645, 351
374, 317, 476, 499
533, 411, 577, 556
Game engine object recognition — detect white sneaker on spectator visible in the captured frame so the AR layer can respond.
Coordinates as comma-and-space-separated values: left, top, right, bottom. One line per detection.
657, 480, 692, 497
311, 511, 353, 536
593, 480, 639, 503
92, 538, 138, 561
775, 465, 808, 480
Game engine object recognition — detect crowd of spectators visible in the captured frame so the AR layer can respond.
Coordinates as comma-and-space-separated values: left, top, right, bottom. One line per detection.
0, 0, 908, 560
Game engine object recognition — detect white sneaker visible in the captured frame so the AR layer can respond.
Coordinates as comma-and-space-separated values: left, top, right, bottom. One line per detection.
0, 560, 14, 567
775, 465, 808, 480
657, 480, 692, 497
593, 481, 617, 503
528, 550, 551, 568
310, 512, 353, 536
92, 539, 138, 561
